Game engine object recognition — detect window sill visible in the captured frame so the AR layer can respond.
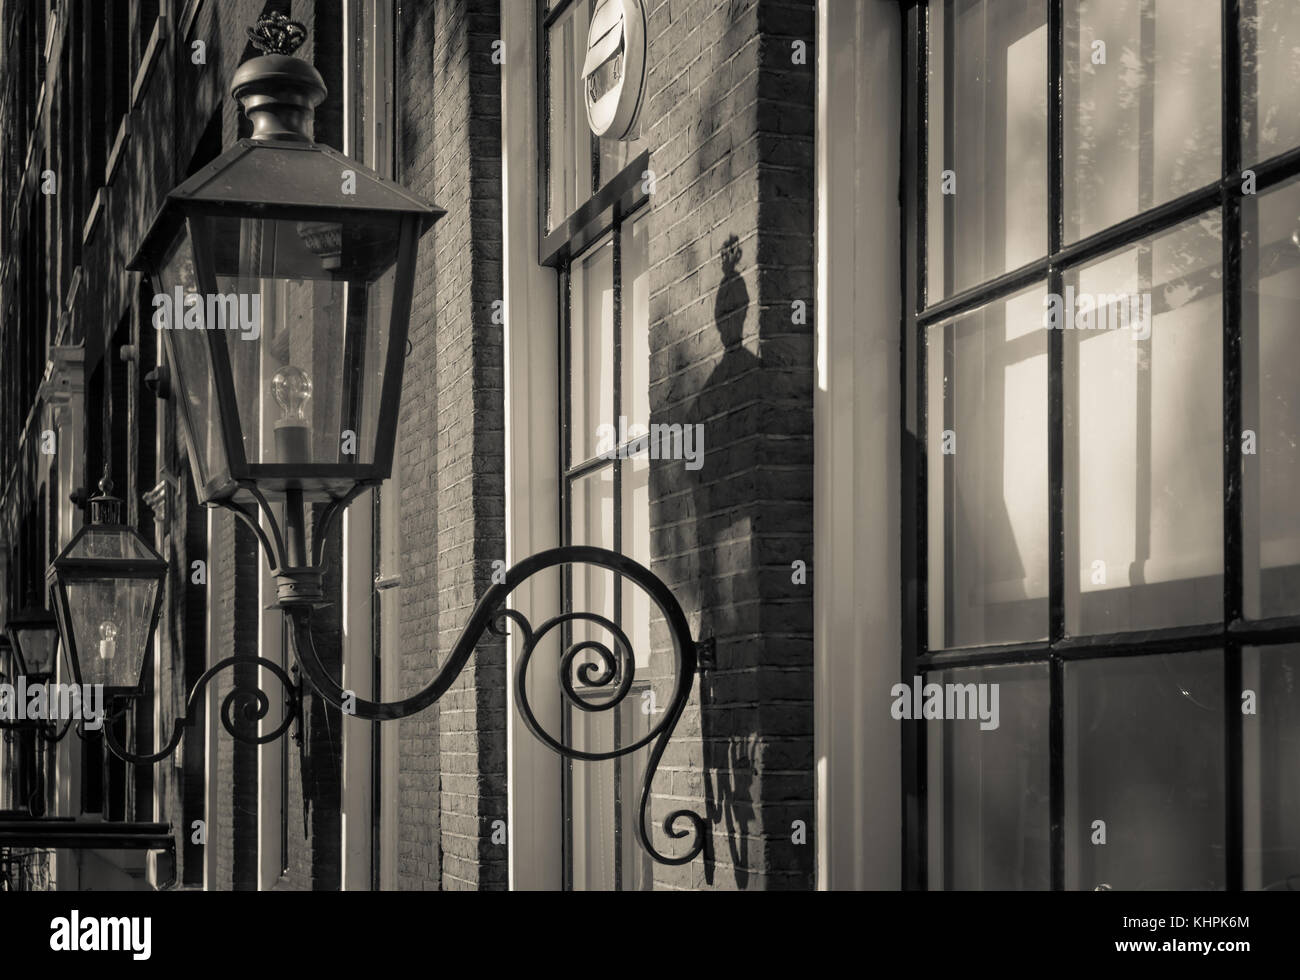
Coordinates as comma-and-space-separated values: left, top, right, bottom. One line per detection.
64, 266, 83, 318
131, 15, 169, 112
105, 115, 131, 187
180, 0, 204, 41
25, 84, 43, 173
43, 11, 57, 63
82, 188, 105, 248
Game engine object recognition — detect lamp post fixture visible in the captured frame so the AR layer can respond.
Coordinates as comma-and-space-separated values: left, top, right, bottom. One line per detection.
94, 13, 712, 867
0, 623, 55, 814
46, 472, 168, 700
0, 636, 18, 735
1, 596, 73, 748
4, 591, 60, 685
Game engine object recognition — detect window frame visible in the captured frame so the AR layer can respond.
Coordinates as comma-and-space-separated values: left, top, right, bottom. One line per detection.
537, 0, 650, 267
902, 0, 1300, 891
537, 0, 653, 891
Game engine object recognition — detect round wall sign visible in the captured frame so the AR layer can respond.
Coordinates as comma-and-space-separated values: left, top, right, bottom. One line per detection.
581, 0, 647, 140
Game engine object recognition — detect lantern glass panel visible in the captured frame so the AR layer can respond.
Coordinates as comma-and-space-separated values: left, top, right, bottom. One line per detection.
156, 226, 231, 495
65, 526, 158, 559
14, 626, 57, 675
62, 576, 159, 690
206, 214, 400, 471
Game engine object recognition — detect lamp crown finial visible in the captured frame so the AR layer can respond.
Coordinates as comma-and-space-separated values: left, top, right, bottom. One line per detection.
248, 12, 307, 56
231, 15, 327, 141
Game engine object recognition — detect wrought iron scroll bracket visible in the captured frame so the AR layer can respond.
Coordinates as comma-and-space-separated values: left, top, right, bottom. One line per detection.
285, 545, 710, 868
97, 656, 301, 766
0, 710, 74, 744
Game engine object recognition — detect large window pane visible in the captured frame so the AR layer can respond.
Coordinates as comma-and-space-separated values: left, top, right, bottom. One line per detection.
927, 663, 1050, 890
621, 213, 650, 437
927, 0, 1047, 300
1064, 651, 1224, 890
570, 236, 615, 465
618, 450, 655, 891
567, 465, 616, 891
1064, 213, 1223, 634
1243, 0, 1300, 165
1064, 0, 1220, 242
598, 117, 649, 188
1243, 645, 1300, 890
1243, 175, 1300, 619
928, 284, 1049, 649
547, 0, 594, 232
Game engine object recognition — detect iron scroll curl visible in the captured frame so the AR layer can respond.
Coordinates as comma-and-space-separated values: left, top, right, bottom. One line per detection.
285, 545, 708, 867
99, 656, 300, 766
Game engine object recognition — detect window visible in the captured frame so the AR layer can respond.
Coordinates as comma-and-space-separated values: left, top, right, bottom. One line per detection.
905, 0, 1300, 891
541, 0, 656, 890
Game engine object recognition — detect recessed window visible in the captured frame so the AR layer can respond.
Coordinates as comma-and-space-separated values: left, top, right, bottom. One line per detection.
541, 0, 655, 888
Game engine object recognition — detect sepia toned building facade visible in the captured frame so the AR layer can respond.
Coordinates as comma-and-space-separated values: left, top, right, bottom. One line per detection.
1, 0, 1298, 895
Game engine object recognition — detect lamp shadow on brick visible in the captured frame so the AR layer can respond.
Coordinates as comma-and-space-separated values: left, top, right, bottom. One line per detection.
692, 233, 762, 888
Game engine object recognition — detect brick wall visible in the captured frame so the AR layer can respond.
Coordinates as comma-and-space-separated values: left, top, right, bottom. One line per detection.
395, 0, 507, 892
209, 512, 262, 890
642, 0, 816, 890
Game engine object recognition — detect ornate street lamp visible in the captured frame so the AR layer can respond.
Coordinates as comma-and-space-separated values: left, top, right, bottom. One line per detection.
1, 604, 71, 746
110, 13, 711, 867
0, 635, 14, 684
4, 592, 59, 685
46, 472, 167, 699
0, 616, 55, 814
129, 11, 442, 609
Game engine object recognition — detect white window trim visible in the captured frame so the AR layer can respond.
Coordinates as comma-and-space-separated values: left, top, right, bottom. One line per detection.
502, 6, 563, 891
336, 0, 394, 891
814, 0, 903, 890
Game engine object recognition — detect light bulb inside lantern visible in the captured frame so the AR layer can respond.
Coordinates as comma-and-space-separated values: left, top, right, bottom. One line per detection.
271, 364, 313, 463
271, 365, 313, 423
99, 620, 119, 661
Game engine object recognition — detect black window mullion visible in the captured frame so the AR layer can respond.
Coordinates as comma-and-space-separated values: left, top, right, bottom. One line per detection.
1132, 2, 1156, 584
558, 262, 574, 892
1047, 0, 1065, 894
611, 221, 623, 892
537, 0, 552, 242
906, 0, 929, 892
1222, 0, 1245, 895
941, 0, 954, 301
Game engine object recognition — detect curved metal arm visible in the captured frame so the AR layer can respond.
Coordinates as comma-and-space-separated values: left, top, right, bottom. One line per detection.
1, 712, 74, 743
100, 656, 300, 765
38, 715, 76, 745
287, 545, 709, 867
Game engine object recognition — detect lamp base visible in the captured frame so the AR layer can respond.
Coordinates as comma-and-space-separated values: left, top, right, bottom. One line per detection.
274, 567, 326, 606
